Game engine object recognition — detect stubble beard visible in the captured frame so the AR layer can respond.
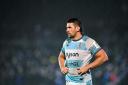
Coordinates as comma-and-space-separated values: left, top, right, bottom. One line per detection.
68, 33, 75, 39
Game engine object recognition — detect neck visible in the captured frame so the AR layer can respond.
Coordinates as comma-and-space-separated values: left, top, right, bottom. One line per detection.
72, 32, 82, 41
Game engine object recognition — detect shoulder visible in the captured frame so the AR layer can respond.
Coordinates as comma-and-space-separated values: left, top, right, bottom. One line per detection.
62, 38, 71, 46
82, 35, 95, 42
83, 35, 97, 48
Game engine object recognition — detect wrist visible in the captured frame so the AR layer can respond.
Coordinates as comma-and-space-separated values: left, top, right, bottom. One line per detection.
60, 65, 65, 69
86, 64, 93, 70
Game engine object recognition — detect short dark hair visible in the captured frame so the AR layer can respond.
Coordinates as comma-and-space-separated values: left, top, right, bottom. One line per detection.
67, 18, 82, 33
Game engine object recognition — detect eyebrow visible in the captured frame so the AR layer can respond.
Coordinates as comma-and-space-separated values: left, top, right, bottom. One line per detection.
66, 26, 71, 28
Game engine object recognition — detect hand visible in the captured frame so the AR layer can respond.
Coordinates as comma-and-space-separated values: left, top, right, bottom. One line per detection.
60, 67, 68, 74
77, 65, 90, 75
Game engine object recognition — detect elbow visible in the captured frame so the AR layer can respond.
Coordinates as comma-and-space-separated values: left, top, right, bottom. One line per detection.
106, 57, 109, 62
104, 55, 109, 62
103, 50, 109, 62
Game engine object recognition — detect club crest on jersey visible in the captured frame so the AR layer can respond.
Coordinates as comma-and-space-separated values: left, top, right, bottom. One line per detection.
65, 52, 79, 58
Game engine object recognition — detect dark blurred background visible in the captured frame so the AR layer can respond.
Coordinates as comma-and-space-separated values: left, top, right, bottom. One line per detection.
0, 0, 128, 85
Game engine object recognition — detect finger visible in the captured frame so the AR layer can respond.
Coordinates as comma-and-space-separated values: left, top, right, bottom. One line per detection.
80, 71, 84, 74
66, 67, 69, 70
78, 72, 81, 74
77, 70, 83, 75
80, 72, 86, 75
63, 70, 67, 74
61, 70, 65, 74
77, 70, 81, 75
63, 71, 65, 74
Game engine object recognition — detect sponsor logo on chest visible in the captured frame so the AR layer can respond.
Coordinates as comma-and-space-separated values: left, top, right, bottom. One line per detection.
65, 52, 79, 58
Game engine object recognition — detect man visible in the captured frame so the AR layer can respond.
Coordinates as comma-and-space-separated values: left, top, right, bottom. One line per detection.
58, 18, 108, 85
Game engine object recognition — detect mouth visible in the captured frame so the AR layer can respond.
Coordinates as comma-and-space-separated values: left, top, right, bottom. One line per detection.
67, 31, 70, 35
67, 33, 71, 36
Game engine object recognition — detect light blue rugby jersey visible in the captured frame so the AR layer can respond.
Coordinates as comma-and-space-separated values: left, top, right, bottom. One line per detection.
61, 35, 101, 83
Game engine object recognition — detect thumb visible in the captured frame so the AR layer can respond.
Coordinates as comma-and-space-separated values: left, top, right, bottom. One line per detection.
65, 67, 69, 70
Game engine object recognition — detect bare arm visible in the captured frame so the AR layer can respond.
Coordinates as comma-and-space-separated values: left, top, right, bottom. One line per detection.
78, 49, 109, 74
58, 52, 65, 69
87, 49, 108, 69
58, 52, 68, 74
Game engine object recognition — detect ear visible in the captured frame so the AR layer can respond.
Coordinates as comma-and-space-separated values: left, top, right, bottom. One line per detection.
76, 26, 80, 32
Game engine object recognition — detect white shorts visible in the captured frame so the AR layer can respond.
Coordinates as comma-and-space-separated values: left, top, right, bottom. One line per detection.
66, 80, 92, 85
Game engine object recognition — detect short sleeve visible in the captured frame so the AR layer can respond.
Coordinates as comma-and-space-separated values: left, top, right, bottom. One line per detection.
61, 47, 65, 54
60, 40, 68, 54
89, 41, 101, 55
86, 38, 101, 56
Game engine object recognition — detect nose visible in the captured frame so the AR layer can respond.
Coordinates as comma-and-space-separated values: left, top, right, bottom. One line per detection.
66, 28, 69, 33
66, 27, 70, 32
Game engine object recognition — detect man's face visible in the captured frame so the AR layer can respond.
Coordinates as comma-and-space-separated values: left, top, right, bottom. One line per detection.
66, 23, 79, 38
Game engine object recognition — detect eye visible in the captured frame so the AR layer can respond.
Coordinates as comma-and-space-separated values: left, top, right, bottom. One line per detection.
67, 26, 71, 28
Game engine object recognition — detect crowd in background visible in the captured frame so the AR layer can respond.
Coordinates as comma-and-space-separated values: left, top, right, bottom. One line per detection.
0, 0, 128, 85
0, 22, 127, 85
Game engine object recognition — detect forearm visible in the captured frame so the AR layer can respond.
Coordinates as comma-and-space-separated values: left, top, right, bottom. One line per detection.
58, 53, 69, 74
87, 49, 108, 69
87, 57, 106, 70
58, 53, 65, 69
58, 57, 65, 68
